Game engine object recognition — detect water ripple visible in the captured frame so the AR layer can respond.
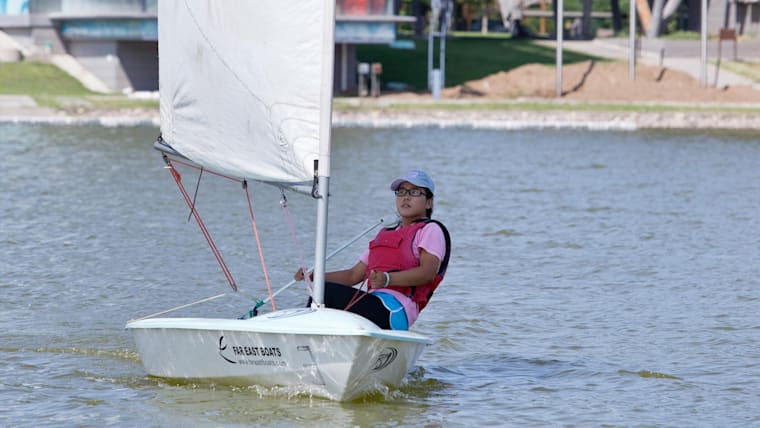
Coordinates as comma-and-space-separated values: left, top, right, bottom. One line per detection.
2, 125, 760, 426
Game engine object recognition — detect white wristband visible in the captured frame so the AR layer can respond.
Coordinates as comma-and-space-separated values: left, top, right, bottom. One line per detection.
383, 271, 390, 287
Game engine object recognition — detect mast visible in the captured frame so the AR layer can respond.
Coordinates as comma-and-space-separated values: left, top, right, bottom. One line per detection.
312, 0, 336, 307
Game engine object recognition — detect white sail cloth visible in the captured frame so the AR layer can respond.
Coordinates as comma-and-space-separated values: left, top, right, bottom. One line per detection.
158, 0, 324, 189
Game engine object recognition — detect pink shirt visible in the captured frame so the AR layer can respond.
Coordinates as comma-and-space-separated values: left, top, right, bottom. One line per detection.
361, 222, 446, 326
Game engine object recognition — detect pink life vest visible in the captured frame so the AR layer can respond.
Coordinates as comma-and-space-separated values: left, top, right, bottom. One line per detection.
365, 220, 448, 312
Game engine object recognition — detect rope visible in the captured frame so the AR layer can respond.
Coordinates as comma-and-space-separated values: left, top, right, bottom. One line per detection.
164, 156, 238, 292
280, 190, 313, 296
168, 156, 242, 183
187, 167, 204, 222
241, 216, 394, 318
243, 181, 276, 311
344, 280, 371, 311
162, 154, 403, 321
129, 293, 228, 321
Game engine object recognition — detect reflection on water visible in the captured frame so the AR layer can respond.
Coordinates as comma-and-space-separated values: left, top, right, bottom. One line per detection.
1, 124, 759, 426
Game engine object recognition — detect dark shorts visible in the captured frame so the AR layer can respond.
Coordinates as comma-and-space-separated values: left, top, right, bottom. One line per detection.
322, 282, 408, 330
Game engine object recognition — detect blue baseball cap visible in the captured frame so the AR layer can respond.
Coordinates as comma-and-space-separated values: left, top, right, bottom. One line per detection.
390, 170, 435, 195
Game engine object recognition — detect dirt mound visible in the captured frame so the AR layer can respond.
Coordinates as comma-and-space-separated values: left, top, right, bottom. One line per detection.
441, 61, 760, 103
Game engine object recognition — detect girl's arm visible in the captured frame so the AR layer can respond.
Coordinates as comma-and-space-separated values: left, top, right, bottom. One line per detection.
295, 261, 367, 286
368, 249, 440, 289
325, 261, 367, 286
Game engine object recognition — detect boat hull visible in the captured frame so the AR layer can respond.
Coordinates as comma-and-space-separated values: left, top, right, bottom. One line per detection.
126, 308, 430, 401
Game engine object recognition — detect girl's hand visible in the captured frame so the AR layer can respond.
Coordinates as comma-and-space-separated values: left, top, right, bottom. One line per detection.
369, 270, 389, 289
294, 268, 313, 281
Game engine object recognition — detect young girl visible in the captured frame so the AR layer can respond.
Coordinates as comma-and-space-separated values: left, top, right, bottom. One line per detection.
295, 170, 450, 330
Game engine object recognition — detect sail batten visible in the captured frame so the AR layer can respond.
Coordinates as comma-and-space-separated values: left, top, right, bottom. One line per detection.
158, 0, 325, 189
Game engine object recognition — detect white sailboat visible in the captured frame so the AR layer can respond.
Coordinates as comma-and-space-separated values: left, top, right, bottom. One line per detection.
125, 0, 431, 401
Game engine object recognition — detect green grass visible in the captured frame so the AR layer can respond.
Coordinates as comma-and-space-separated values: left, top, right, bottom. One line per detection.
0, 61, 158, 110
718, 60, 760, 83
333, 99, 760, 114
357, 37, 602, 91
0, 61, 93, 97
662, 31, 702, 40
84, 95, 159, 109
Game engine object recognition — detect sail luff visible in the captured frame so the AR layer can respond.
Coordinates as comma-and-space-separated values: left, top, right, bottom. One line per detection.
311, 0, 337, 307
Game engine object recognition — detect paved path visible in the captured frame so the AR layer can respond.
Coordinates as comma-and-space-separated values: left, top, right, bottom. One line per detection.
537, 38, 760, 89
0, 95, 37, 109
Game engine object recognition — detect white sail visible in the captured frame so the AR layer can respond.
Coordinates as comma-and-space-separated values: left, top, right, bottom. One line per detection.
158, 0, 324, 188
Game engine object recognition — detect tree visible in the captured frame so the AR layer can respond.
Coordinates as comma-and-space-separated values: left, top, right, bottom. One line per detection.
647, 0, 683, 37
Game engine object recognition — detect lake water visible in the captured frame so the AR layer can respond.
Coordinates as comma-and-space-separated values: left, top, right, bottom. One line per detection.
1, 123, 759, 427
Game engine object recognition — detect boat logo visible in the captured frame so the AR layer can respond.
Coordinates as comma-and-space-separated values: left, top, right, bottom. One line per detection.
372, 347, 398, 371
218, 336, 237, 364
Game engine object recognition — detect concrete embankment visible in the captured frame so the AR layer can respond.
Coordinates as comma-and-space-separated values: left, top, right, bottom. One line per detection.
333, 104, 760, 131
2, 95, 760, 130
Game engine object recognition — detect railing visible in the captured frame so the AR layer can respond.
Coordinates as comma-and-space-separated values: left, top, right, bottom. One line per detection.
521, 10, 613, 19
30, 0, 156, 14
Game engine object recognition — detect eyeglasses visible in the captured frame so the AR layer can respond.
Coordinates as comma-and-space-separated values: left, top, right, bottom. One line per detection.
395, 188, 426, 197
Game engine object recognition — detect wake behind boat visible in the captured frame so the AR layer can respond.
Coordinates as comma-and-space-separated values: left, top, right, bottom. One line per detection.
126, 0, 432, 401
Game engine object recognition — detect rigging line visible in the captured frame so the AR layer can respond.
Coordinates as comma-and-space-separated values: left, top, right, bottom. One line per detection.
243, 180, 276, 311
343, 279, 370, 312
164, 156, 238, 292
168, 156, 242, 183
280, 190, 313, 296
188, 167, 204, 222
169, 161, 237, 291
129, 293, 228, 322
245, 215, 395, 315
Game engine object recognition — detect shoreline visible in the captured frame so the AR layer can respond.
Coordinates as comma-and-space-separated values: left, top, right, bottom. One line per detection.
2, 105, 760, 131
334, 108, 760, 131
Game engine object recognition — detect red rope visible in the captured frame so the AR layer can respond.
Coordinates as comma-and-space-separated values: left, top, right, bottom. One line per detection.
243, 182, 276, 311
165, 159, 238, 292
344, 280, 370, 311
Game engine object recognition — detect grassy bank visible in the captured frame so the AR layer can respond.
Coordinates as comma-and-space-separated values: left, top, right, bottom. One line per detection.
0, 61, 158, 110
2, 38, 759, 115
3, 38, 600, 108
0, 61, 88, 96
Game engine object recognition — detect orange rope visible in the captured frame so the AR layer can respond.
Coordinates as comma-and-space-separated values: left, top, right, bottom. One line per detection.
243, 181, 276, 311
163, 154, 294, 311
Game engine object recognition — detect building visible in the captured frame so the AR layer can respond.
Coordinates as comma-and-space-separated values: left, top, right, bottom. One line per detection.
693, 0, 760, 36
0, 0, 413, 93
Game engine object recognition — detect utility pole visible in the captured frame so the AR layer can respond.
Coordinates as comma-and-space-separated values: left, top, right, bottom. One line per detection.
428, 0, 453, 100
629, 0, 636, 80
556, 0, 564, 97
700, 0, 708, 87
